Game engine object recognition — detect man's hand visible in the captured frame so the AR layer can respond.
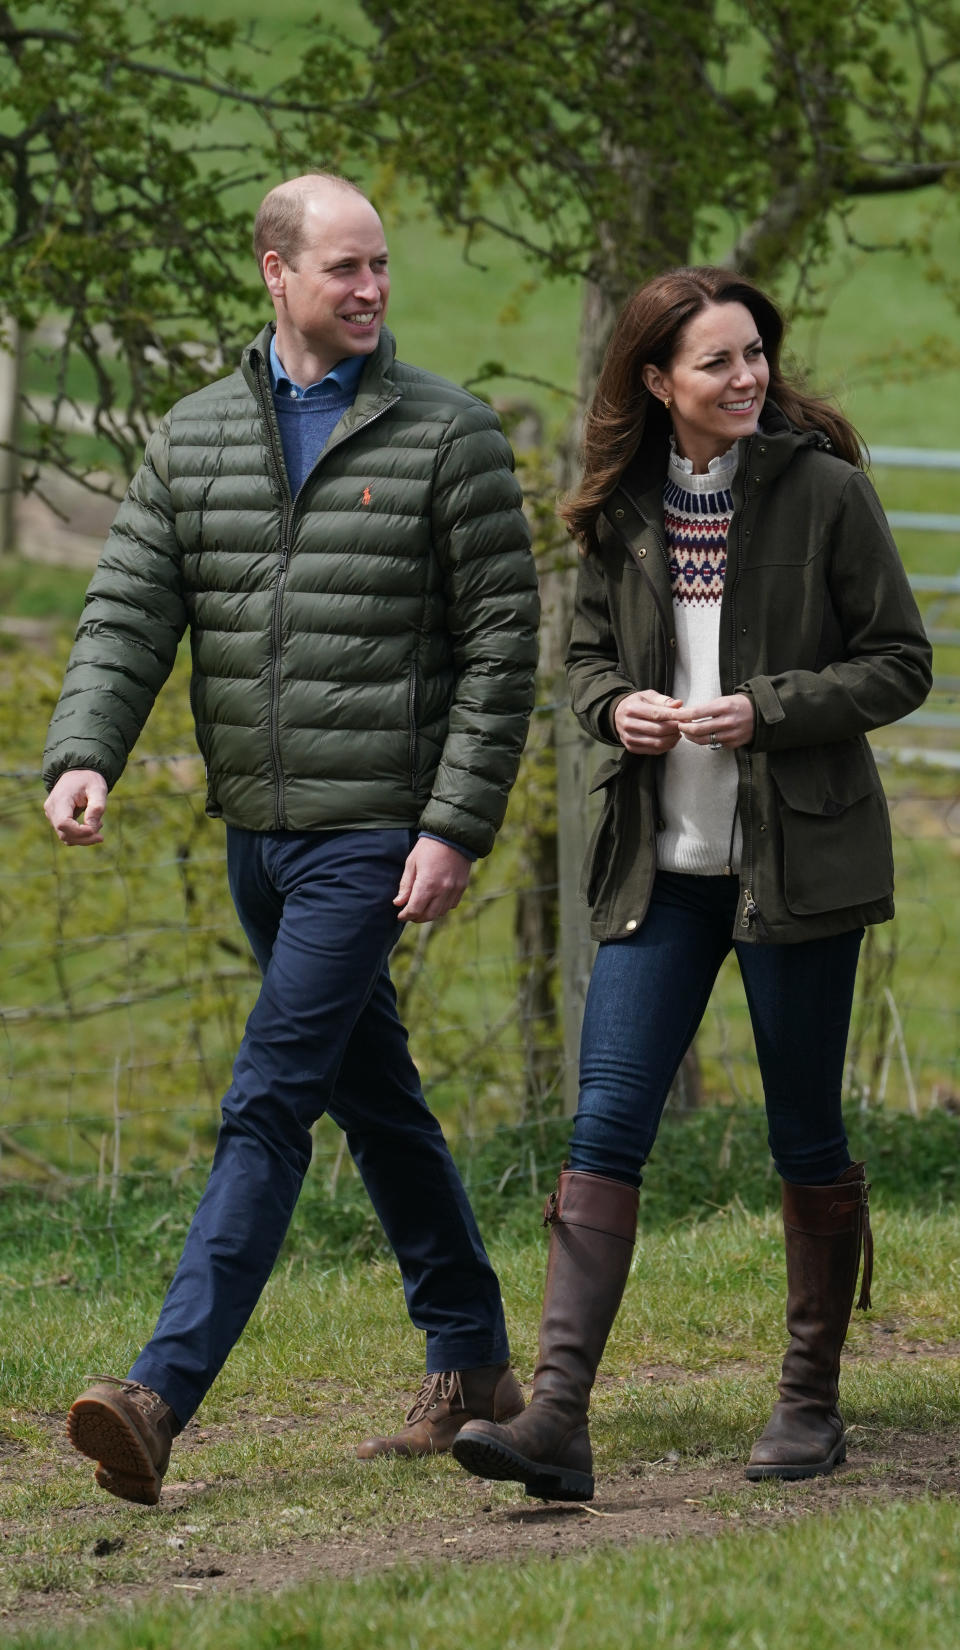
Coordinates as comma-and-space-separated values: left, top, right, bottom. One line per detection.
613, 689, 683, 755
44, 769, 109, 846
394, 837, 472, 923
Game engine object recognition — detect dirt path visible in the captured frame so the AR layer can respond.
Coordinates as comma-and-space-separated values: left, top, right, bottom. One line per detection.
163, 1426, 960, 1572
4, 1422, 959, 1635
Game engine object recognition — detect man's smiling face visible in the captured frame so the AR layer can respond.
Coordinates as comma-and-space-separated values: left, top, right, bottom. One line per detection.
263, 189, 390, 377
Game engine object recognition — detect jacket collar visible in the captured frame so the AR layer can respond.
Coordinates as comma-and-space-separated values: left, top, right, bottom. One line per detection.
611, 398, 825, 528
241, 322, 400, 420
743, 399, 830, 489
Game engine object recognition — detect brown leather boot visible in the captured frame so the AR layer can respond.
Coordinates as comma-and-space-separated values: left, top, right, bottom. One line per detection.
746, 1161, 873, 1481
452, 1168, 638, 1500
67, 1375, 179, 1505
355, 1361, 524, 1459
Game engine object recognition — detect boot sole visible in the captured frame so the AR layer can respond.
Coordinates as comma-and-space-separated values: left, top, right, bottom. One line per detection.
452, 1432, 594, 1501
67, 1397, 163, 1506
744, 1437, 846, 1482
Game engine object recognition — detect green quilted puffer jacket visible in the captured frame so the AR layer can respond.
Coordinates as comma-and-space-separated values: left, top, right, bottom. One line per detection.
43, 326, 540, 857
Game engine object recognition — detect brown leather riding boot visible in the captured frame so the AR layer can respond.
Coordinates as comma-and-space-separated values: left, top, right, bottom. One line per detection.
355, 1361, 524, 1459
746, 1161, 873, 1481
452, 1168, 638, 1501
67, 1375, 179, 1505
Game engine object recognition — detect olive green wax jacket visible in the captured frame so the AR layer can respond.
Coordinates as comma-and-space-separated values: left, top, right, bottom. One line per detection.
566, 404, 933, 944
43, 326, 539, 858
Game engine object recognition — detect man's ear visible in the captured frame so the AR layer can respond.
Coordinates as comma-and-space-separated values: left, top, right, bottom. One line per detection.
261, 250, 285, 299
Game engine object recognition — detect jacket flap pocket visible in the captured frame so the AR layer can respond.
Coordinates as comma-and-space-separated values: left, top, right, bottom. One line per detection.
589, 752, 627, 794
770, 743, 876, 816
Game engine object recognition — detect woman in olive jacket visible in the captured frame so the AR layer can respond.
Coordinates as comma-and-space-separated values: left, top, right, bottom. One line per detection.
454, 266, 932, 1501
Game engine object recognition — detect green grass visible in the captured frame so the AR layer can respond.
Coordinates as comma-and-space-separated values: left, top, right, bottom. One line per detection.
5, 9, 959, 1645
26, 189, 955, 452
3, 1176, 960, 1643
6, 1133, 960, 1421
0, 558, 95, 622
18, 0, 960, 451
3, 1103, 960, 1288
2, 618, 957, 1181
3, 1499, 960, 1650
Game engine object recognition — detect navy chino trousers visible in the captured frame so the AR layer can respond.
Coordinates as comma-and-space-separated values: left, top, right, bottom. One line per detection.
129, 827, 508, 1428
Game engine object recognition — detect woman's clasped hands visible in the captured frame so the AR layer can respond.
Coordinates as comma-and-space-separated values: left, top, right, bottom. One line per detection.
613, 689, 755, 754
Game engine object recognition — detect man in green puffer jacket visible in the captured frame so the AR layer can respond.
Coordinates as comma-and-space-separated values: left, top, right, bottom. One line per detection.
43, 173, 539, 1506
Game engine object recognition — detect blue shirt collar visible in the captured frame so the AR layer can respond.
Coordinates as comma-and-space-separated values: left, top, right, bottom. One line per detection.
269, 333, 366, 400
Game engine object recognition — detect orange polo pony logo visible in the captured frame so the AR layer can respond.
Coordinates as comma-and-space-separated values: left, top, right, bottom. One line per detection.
361, 486, 372, 507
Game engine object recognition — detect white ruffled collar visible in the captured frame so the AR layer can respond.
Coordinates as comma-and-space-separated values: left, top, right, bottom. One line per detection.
667, 437, 739, 490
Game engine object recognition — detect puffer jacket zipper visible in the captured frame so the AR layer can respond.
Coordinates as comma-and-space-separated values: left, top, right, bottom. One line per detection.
251, 359, 401, 827
252, 359, 294, 826
320, 395, 400, 464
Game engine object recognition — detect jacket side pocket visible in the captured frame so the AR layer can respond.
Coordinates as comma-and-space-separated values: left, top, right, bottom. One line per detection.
770, 741, 894, 915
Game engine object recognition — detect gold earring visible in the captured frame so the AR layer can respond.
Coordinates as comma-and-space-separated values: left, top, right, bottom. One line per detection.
664, 397, 671, 410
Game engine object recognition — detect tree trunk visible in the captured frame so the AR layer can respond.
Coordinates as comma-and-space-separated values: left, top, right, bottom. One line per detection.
0, 317, 22, 554
549, 3, 713, 1111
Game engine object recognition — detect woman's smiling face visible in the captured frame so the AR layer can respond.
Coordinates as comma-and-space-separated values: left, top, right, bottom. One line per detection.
643, 301, 770, 471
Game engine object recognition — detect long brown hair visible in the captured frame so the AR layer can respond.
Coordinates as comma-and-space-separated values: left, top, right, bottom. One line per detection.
560, 266, 864, 551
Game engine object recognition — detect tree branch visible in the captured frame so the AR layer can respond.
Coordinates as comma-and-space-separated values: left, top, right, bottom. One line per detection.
725, 159, 955, 273
846, 161, 956, 196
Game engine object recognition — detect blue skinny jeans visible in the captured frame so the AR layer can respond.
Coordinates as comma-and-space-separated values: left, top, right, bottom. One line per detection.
571, 871, 863, 1190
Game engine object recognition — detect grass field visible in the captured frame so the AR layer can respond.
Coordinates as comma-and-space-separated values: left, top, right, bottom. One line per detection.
3, 4, 959, 1645
19, 0, 960, 451
4, 1125, 960, 1645
0, 478, 957, 1181
1, 691, 957, 1179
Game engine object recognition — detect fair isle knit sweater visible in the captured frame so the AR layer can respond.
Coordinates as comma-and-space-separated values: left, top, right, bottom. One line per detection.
656, 441, 742, 875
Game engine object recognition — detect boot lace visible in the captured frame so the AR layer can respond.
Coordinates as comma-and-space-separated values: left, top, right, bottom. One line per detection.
84, 1375, 167, 1416
403, 1370, 464, 1425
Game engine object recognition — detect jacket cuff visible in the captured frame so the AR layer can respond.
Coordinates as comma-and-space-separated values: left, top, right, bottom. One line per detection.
418, 831, 478, 863
602, 693, 632, 744
738, 677, 784, 746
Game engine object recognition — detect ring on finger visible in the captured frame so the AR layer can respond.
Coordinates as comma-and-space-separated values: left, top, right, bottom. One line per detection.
708, 730, 721, 751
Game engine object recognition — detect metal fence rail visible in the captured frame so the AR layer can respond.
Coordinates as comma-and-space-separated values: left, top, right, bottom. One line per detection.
871, 446, 960, 740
